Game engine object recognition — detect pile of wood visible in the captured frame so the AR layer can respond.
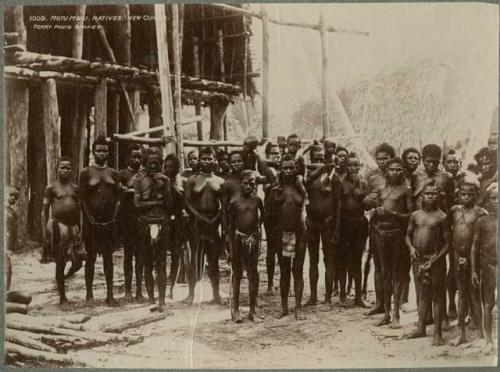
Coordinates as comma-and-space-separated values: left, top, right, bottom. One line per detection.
4, 294, 145, 368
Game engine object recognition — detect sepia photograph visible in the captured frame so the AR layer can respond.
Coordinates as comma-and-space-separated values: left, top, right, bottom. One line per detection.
2, 1, 498, 369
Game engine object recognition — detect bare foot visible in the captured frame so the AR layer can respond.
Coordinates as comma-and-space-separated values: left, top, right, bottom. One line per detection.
451, 334, 467, 347
448, 308, 458, 320
210, 295, 226, 305
404, 329, 426, 339
375, 316, 391, 327
432, 335, 445, 346
323, 298, 332, 306
389, 319, 401, 329
181, 295, 194, 305
354, 298, 370, 308
124, 292, 134, 302
59, 300, 72, 312
365, 305, 384, 316
333, 289, 339, 297
148, 297, 156, 305
106, 297, 119, 307
135, 293, 146, 303
249, 311, 264, 323
295, 308, 306, 320
338, 299, 349, 308
167, 292, 174, 300
233, 310, 243, 323
442, 319, 451, 331
86, 296, 95, 307
482, 342, 494, 355
278, 309, 289, 319
304, 298, 317, 307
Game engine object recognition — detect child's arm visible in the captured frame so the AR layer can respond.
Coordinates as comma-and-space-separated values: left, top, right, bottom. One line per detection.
470, 219, 482, 287
405, 213, 419, 260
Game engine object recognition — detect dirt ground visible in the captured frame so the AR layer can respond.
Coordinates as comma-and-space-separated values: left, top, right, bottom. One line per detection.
7, 242, 497, 369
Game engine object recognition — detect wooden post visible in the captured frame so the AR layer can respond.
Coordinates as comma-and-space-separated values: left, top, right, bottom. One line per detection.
210, 97, 229, 141
41, 79, 61, 188
73, 90, 88, 175
78, 95, 89, 171
107, 93, 120, 169
217, 30, 226, 82
12, 6, 27, 47
261, 4, 269, 140
192, 36, 204, 141
71, 5, 86, 59
114, 5, 132, 65
155, 4, 176, 155
319, 12, 329, 137
94, 78, 107, 139
27, 86, 47, 241
172, 4, 184, 169
6, 80, 29, 246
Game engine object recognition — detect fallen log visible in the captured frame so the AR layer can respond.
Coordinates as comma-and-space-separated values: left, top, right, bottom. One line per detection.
5, 342, 86, 366
6, 290, 32, 305
6, 302, 28, 314
6, 320, 110, 342
102, 312, 167, 333
6, 330, 57, 353
40, 334, 103, 352
8, 314, 88, 331
62, 314, 91, 324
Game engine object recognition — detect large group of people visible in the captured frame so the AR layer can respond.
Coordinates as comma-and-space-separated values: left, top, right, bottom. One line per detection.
9, 131, 496, 353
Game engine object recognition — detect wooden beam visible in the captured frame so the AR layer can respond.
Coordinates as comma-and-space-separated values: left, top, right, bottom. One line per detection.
155, 4, 176, 155
193, 35, 204, 141
41, 79, 61, 186
71, 6, 86, 59
212, 4, 260, 18
124, 115, 204, 137
261, 4, 270, 140
12, 6, 27, 47
320, 12, 329, 137
6, 79, 29, 246
94, 78, 107, 139
172, 4, 185, 169
217, 30, 226, 83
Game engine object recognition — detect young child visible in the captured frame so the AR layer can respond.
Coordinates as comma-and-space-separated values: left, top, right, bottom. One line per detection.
471, 183, 497, 355
42, 158, 83, 309
404, 181, 451, 346
228, 170, 265, 323
450, 181, 487, 346
5, 186, 20, 291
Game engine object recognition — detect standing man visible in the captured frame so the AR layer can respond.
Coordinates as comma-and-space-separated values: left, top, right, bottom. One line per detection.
118, 144, 144, 302
474, 147, 497, 208
402, 147, 421, 183
79, 136, 121, 306
363, 143, 395, 314
363, 158, 413, 327
184, 147, 225, 305
305, 146, 341, 307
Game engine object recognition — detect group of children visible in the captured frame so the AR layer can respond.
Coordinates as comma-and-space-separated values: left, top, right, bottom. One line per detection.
6, 132, 497, 354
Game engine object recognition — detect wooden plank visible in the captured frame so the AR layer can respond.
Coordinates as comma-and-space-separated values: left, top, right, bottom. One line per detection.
6, 80, 29, 246
320, 12, 329, 137
71, 5, 86, 59
155, 4, 176, 155
94, 78, 107, 139
261, 4, 269, 139
172, 4, 185, 169
41, 79, 61, 187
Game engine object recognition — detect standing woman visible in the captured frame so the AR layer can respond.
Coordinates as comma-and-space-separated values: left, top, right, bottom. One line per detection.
79, 136, 121, 306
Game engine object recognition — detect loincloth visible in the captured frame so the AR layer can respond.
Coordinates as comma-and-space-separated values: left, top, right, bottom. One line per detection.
234, 229, 261, 261
413, 255, 445, 287
51, 219, 85, 262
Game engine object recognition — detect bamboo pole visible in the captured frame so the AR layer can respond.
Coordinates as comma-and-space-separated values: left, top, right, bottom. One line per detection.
172, 4, 185, 169
155, 4, 176, 155
261, 4, 270, 140
94, 78, 108, 139
193, 36, 204, 141
41, 79, 61, 186
71, 6, 86, 59
320, 12, 329, 137
124, 115, 204, 137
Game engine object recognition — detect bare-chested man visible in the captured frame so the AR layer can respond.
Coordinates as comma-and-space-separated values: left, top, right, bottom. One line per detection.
474, 147, 497, 208
402, 147, 421, 184
363, 158, 413, 327
42, 158, 83, 309
118, 145, 144, 302
184, 147, 225, 305
216, 149, 231, 178
363, 143, 395, 313
267, 155, 307, 320
471, 183, 497, 355
228, 171, 265, 323
335, 146, 349, 181
134, 147, 173, 312
305, 146, 341, 306
450, 182, 487, 346
338, 153, 369, 308
405, 181, 451, 346
79, 136, 121, 306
